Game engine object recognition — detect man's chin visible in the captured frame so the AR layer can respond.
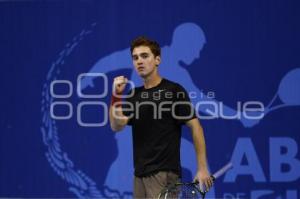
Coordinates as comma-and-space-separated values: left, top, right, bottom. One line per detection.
139, 72, 148, 78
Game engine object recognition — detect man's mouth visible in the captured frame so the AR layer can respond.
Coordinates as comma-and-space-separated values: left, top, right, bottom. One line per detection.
138, 67, 145, 71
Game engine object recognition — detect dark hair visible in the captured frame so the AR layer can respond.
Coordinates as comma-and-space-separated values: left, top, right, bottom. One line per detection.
130, 36, 161, 57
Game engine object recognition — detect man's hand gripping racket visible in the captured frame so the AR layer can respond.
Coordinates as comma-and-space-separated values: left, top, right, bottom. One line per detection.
158, 162, 233, 199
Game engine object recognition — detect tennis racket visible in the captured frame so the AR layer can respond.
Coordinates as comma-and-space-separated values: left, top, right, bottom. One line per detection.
158, 162, 233, 199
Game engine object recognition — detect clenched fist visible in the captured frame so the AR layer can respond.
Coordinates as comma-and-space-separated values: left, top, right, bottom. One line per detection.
113, 76, 128, 94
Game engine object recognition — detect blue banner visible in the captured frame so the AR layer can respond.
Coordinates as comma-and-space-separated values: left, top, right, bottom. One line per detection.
1, 1, 299, 198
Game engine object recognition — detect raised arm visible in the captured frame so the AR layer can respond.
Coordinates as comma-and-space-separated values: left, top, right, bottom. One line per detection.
109, 76, 130, 132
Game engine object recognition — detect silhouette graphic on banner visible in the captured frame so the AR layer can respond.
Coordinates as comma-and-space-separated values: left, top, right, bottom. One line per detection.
80, 22, 300, 196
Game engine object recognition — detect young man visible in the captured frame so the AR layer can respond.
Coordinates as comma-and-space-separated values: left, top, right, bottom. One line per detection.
109, 36, 213, 198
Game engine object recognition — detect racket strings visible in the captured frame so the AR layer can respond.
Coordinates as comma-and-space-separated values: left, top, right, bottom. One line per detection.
162, 184, 202, 199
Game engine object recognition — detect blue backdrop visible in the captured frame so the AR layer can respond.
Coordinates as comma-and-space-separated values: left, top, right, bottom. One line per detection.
1, 0, 300, 198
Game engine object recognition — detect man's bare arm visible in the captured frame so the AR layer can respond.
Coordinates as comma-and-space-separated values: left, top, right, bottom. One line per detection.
109, 105, 129, 132
109, 76, 130, 132
186, 118, 213, 191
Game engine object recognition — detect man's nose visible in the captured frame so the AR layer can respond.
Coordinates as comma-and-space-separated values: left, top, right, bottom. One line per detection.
137, 57, 143, 65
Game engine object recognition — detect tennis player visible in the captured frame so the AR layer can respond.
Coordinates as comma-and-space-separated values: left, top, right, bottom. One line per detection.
109, 36, 213, 198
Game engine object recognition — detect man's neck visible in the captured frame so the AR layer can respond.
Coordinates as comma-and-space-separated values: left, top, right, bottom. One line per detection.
143, 73, 162, 89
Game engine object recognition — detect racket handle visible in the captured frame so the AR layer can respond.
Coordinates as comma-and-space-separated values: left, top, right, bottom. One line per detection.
211, 175, 216, 181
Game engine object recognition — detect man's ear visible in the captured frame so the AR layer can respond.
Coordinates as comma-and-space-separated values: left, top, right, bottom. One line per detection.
155, 56, 161, 66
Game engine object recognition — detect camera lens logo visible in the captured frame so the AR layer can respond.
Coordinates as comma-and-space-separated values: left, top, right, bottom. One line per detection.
50, 73, 108, 127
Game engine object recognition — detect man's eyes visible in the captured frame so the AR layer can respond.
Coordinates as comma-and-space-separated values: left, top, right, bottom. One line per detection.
141, 54, 149, 59
132, 54, 149, 60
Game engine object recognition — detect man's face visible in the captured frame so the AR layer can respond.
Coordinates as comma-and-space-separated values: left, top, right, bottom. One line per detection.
132, 46, 160, 78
